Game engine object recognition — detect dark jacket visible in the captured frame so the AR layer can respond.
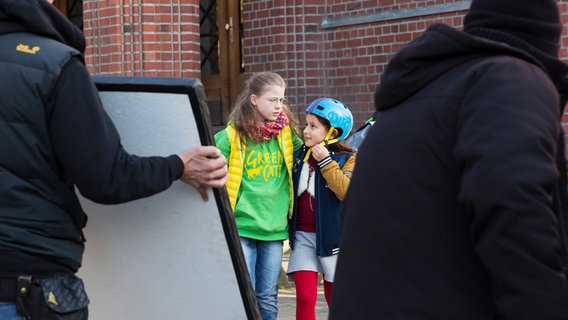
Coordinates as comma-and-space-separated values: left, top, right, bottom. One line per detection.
331, 23, 568, 319
0, 0, 183, 276
289, 147, 354, 257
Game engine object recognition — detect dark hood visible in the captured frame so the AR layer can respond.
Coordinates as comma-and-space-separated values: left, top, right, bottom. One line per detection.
0, 0, 85, 53
375, 23, 568, 111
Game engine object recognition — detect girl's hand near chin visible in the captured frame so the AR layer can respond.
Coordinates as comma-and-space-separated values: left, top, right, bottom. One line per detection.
311, 144, 330, 162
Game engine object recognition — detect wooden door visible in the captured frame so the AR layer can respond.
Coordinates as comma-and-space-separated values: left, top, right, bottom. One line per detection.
200, 0, 243, 128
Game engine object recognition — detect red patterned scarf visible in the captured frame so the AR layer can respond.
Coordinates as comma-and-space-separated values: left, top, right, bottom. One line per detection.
249, 112, 289, 143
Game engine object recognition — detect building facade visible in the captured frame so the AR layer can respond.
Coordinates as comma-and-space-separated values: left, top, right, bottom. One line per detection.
57, 0, 568, 130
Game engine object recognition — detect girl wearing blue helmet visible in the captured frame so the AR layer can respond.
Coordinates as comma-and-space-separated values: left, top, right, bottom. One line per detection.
286, 98, 356, 319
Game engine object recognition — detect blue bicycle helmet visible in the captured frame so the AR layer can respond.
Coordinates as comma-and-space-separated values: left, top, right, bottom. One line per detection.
306, 98, 353, 142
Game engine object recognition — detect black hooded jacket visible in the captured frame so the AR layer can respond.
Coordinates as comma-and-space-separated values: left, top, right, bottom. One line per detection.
0, 0, 183, 275
331, 23, 568, 319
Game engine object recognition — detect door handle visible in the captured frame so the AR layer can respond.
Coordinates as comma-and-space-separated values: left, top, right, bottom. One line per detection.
225, 17, 234, 43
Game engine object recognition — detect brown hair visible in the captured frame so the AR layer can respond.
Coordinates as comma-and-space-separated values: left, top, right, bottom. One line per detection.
229, 72, 299, 143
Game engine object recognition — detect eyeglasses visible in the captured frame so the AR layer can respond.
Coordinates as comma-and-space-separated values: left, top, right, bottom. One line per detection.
259, 96, 288, 105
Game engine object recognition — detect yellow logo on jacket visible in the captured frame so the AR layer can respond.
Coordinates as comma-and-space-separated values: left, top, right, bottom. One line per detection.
16, 44, 40, 54
48, 291, 58, 305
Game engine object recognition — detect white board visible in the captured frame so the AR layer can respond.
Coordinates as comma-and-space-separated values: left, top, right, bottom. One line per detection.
77, 77, 259, 320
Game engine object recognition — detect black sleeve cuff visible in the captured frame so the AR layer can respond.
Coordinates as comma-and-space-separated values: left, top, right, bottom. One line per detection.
167, 154, 184, 179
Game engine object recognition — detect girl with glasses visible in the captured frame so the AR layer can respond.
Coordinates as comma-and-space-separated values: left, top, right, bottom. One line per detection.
215, 71, 303, 320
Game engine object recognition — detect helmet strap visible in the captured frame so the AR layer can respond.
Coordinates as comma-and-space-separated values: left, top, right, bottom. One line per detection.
303, 127, 337, 162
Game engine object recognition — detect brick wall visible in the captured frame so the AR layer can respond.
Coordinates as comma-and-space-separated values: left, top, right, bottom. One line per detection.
83, 0, 200, 78
243, 0, 568, 129
83, 0, 568, 131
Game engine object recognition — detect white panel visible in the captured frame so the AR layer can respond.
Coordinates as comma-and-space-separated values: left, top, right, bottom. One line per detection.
78, 91, 246, 319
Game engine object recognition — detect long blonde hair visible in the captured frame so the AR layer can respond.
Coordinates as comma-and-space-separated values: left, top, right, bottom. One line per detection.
229, 71, 299, 143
